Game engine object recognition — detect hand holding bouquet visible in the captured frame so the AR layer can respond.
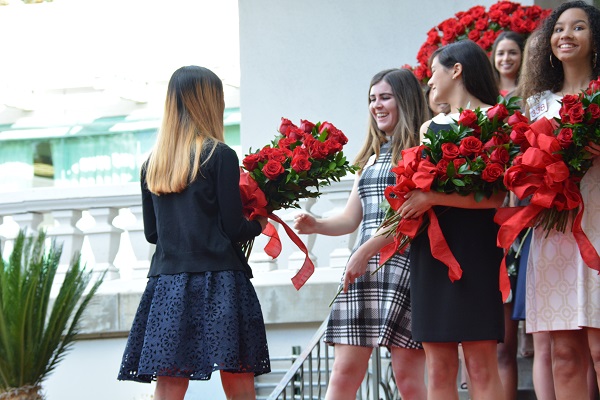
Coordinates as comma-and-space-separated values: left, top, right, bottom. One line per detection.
496, 77, 600, 273
240, 118, 359, 289
380, 96, 524, 300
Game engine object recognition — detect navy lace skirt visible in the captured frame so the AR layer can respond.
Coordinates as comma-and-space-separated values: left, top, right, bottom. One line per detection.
117, 271, 271, 382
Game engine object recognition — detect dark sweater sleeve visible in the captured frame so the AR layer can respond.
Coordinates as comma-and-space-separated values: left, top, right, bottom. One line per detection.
140, 166, 158, 244
216, 146, 262, 242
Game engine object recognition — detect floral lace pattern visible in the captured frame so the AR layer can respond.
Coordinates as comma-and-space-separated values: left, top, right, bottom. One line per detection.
118, 271, 270, 382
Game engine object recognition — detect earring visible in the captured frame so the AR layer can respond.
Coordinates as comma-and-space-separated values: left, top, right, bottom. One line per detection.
594, 52, 598, 68
550, 53, 555, 68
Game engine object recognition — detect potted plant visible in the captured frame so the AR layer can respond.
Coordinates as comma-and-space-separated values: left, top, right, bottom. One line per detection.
0, 230, 104, 399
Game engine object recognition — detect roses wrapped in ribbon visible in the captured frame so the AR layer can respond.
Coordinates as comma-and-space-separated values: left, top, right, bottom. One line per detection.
240, 118, 359, 289
380, 98, 525, 301
495, 79, 600, 274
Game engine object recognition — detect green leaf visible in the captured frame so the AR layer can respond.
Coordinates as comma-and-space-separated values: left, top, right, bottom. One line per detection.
451, 178, 465, 187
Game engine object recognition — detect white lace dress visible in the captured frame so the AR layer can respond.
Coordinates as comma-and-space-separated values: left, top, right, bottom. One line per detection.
526, 91, 600, 332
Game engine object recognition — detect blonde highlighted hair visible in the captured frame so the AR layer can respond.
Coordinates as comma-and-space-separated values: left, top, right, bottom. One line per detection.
354, 68, 428, 169
146, 66, 225, 194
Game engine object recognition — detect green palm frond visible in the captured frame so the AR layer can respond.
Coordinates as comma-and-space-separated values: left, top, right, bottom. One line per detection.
0, 229, 105, 394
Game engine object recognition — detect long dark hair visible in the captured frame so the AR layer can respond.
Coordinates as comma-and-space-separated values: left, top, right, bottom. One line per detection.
527, 1, 600, 95
490, 31, 525, 84
431, 40, 499, 106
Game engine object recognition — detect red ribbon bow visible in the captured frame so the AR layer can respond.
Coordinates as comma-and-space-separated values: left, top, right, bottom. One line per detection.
379, 146, 464, 285
496, 118, 600, 278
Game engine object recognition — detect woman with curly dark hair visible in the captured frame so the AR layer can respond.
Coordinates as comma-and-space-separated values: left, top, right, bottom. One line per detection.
522, 2, 600, 399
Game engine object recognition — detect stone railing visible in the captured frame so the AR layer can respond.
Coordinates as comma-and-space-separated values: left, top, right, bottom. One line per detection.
0, 178, 355, 335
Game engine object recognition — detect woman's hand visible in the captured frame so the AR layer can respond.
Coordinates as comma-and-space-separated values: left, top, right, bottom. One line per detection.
399, 190, 435, 219
585, 141, 600, 158
342, 248, 370, 293
294, 213, 318, 234
255, 216, 268, 231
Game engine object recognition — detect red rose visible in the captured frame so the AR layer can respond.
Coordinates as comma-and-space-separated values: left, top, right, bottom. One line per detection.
243, 153, 261, 171
469, 5, 486, 19
526, 5, 542, 19
262, 159, 285, 180
452, 158, 467, 177
588, 103, 600, 122
559, 105, 572, 124
568, 103, 585, 124
308, 140, 329, 160
278, 137, 298, 150
468, 30, 481, 41
474, 18, 488, 31
279, 118, 297, 136
436, 159, 450, 180
329, 130, 348, 145
291, 155, 311, 172
588, 78, 600, 92
267, 148, 288, 163
482, 163, 504, 183
325, 139, 343, 155
299, 119, 316, 133
459, 136, 483, 157
288, 127, 305, 141
507, 110, 528, 126
458, 109, 478, 128
557, 128, 574, 148
441, 142, 460, 160
292, 146, 309, 158
258, 146, 273, 161
510, 122, 530, 150
426, 28, 441, 45
490, 146, 510, 165
486, 104, 509, 122
561, 94, 580, 109
459, 14, 473, 28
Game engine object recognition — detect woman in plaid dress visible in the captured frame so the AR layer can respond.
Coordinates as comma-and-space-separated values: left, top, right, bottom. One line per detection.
294, 68, 428, 400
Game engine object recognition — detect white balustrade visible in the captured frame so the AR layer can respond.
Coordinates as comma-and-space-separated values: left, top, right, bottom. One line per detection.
0, 178, 356, 286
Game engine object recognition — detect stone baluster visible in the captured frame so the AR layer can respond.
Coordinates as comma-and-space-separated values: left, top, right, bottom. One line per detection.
45, 209, 85, 285
284, 198, 317, 271
126, 205, 154, 279
322, 190, 357, 268
77, 207, 121, 280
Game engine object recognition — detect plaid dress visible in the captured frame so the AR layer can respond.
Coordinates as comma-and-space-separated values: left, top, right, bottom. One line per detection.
324, 141, 421, 349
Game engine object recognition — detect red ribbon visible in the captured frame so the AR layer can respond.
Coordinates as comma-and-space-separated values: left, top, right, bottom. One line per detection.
239, 169, 315, 289
379, 145, 463, 285
496, 117, 600, 282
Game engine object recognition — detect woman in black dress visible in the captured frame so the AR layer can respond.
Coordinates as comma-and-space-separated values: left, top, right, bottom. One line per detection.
399, 40, 505, 400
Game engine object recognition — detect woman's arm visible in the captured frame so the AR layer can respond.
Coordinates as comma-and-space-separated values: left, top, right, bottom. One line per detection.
294, 173, 363, 236
399, 190, 506, 220
342, 232, 394, 293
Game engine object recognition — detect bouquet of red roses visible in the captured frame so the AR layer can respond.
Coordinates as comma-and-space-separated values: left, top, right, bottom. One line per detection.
379, 96, 524, 300
240, 118, 359, 289
409, 1, 551, 83
496, 77, 600, 273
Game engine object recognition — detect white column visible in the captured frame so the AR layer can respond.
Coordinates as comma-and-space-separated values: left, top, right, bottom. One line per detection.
45, 209, 85, 285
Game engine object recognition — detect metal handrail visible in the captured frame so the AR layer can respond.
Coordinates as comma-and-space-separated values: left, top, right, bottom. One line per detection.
264, 316, 400, 400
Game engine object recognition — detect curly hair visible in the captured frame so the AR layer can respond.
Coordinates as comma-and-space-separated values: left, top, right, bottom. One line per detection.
526, 1, 600, 95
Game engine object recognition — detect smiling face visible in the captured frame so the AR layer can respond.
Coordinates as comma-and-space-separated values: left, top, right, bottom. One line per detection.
494, 38, 522, 80
428, 56, 455, 106
369, 80, 399, 135
551, 7, 593, 65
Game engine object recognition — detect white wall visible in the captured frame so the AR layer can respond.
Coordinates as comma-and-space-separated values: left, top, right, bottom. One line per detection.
238, 0, 533, 159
